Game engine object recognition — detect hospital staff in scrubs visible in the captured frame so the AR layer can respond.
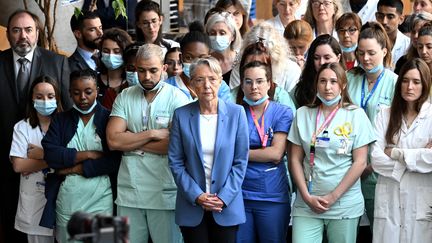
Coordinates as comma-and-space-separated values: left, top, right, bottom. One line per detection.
235, 61, 293, 242
41, 69, 121, 243
346, 21, 397, 228
289, 62, 376, 243
10, 76, 63, 243
371, 58, 432, 243
106, 44, 189, 243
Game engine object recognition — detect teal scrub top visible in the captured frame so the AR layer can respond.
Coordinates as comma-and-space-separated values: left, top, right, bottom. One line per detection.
56, 115, 112, 226
346, 69, 397, 199
110, 83, 189, 210
288, 105, 376, 219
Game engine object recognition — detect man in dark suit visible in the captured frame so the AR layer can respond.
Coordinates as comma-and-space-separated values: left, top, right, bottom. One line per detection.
69, 11, 103, 73
0, 9, 71, 242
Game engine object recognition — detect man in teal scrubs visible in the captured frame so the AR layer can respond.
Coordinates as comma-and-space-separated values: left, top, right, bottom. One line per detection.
106, 44, 189, 243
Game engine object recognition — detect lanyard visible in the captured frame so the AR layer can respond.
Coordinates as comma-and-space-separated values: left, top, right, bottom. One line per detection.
308, 105, 340, 192
249, 100, 270, 147
361, 70, 385, 111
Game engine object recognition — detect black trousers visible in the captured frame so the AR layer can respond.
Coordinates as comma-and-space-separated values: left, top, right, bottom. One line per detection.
180, 212, 238, 243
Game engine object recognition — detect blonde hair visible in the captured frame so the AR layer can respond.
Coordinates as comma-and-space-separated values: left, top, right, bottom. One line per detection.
240, 22, 295, 77
284, 20, 313, 42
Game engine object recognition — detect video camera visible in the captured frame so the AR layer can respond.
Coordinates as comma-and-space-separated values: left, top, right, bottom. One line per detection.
67, 211, 129, 243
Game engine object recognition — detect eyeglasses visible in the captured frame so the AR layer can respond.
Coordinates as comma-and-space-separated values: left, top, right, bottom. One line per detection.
311, 0, 333, 8
140, 18, 160, 28
337, 27, 358, 35
243, 79, 268, 87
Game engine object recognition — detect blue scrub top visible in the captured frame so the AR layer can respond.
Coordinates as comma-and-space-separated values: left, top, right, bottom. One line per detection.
242, 101, 293, 202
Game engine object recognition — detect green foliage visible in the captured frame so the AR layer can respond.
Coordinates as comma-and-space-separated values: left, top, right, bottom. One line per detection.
74, 7, 83, 19
112, 0, 127, 20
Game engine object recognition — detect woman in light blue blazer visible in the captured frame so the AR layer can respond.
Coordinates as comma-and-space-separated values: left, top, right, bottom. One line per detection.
168, 56, 249, 243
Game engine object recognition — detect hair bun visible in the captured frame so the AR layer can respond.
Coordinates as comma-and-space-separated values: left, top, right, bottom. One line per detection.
188, 21, 205, 33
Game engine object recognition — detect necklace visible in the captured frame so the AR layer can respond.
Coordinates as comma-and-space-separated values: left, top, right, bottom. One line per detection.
201, 114, 217, 122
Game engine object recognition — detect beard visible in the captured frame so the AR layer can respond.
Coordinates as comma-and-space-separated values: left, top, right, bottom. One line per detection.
12, 39, 34, 56
82, 36, 100, 50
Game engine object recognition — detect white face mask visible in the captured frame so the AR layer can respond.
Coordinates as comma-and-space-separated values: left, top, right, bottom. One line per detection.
209, 35, 231, 52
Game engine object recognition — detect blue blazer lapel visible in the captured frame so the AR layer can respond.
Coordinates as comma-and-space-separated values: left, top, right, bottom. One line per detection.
214, 99, 228, 164
189, 102, 204, 163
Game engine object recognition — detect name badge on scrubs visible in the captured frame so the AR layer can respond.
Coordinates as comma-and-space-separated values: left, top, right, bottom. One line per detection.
36, 181, 45, 193
337, 139, 352, 155
315, 131, 330, 148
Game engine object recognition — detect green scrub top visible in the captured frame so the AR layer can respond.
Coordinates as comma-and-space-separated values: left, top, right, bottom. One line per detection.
346, 69, 397, 199
110, 83, 189, 210
288, 105, 376, 219
56, 115, 112, 227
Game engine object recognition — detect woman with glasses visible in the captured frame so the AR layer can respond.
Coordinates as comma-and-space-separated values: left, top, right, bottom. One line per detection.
134, 0, 180, 56
346, 21, 397, 229
289, 62, 375, 243
169, 57, 249, 243
371, 58, 432, 243
97, 28, 132, 110
165, 21, 231, 102
235, 61, 293, 243
304, 0, 343, 39
336, 13, 362, 70
205, 10, 242, 85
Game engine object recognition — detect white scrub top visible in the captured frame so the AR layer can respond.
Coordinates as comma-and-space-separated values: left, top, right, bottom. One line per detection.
10, 119, 53, 236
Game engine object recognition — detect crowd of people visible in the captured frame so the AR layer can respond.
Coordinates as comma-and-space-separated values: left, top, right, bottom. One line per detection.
0, 0, 432, 242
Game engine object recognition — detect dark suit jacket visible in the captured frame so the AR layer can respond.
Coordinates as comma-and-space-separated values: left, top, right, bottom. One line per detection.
0, 47, 72, 239
68, 49, 92, 73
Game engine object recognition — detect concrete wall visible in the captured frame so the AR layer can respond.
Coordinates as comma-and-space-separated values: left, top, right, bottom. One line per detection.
0, 0, 83, 55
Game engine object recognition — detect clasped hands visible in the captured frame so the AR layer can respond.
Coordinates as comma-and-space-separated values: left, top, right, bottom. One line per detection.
196, 193, 224, 213
304, 192, 337, 214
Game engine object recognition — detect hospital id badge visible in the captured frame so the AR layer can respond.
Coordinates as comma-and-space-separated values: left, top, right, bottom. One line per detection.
337, 139, 352, 155
315, 137, 330, 148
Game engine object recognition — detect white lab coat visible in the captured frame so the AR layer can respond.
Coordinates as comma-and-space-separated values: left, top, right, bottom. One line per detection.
391, 31, 410, 68
371, 102, 432, 243
341, 0, 378, 24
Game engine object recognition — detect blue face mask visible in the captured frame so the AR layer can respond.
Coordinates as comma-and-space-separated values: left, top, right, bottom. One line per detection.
340, 43, 357, 53
126, 71, 139, 86
73, 101, 97, 115
243, 95, 269, 106
316, 92, 341, 107
183, 63, 191, 78
209, 35, 231, 52
101, 53, 124, 70
33, 99, 57, 116
359, 63, 384, 74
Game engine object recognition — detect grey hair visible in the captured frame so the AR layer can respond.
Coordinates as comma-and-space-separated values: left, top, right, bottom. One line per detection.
190, 56, 223, 79
136, 43, 164, 64
205, 11, 242, 51
410, 11, 432, 31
